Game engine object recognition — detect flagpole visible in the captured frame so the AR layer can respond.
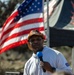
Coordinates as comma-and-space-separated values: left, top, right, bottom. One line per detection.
46, 0, 50, 47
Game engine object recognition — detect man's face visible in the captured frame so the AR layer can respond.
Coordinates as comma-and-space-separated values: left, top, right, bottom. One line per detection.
29, 35, 44, 53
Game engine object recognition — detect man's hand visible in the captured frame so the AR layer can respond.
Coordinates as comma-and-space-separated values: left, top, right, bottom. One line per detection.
40, 61, 55, 73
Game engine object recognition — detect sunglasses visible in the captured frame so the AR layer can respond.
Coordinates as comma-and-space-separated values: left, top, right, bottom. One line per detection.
29, 38, 42, 43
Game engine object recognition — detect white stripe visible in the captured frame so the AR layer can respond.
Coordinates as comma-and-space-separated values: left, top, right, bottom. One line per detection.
1, 22, 44, 43
18, 13, 43, 23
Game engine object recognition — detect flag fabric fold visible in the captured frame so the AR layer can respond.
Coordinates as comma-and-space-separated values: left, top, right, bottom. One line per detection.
47, 0, 74, 47
49, 0, 74, 29
0, 0, 45, 54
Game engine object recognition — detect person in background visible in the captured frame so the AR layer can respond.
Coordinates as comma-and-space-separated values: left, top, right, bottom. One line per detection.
23, 29, 73, 75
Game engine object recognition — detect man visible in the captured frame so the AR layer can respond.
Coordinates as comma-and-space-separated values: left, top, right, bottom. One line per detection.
23, 30, 73, 75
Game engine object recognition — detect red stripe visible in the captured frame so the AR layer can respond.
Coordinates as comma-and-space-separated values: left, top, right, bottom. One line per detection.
1, 27, 44, 45
0, 39, 27, 54
1, 18, 43, 38
3, 11, 18, 29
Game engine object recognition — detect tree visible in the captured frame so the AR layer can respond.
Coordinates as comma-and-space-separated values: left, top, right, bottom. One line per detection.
0, 0, 23, 27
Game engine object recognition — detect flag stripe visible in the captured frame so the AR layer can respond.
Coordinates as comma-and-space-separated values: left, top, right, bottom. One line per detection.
0, 39, 27, 54
1, 28, 44, 49
3, 13, 43, 32
1, 13, 44, 44
1, 19, 44, 45
0, 30, 45, 54
2, 18, 43, 37
1, 25, 44, 45
1, 30, 45, 50
2, 22, 44, 40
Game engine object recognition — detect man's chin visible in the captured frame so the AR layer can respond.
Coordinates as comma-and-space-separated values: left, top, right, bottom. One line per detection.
33, 48, 39, 51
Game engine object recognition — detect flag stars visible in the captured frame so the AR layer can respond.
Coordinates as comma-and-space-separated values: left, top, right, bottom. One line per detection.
20, 10, 23, 13
14, 0, 42, 22
26, 9, 28, 11
32, 3, 34, 5
29, 7, 31, 9
38, 2, 40, 5
20, 15, 23, 18
26, 1, 29, 3
18, 8, 21, 11
35, 6, 37, 8
14, 15, 20, 21
37, 8, 40, 11
35, 0, 37, 2
22, 5, 25, 8
23, 12, 25, 15
19, 5, 23, 9
22, 2, 26, 7
27, 10, 29, 12
31, 9, 34, 11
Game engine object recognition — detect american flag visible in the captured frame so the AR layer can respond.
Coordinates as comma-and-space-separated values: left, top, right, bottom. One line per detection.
0, 0, 45, 54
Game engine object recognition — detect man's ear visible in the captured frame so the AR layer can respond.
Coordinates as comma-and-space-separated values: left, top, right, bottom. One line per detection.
27, 41, 33, 50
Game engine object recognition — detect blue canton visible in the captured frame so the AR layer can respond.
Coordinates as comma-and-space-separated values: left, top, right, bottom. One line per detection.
14, 0, 43, 22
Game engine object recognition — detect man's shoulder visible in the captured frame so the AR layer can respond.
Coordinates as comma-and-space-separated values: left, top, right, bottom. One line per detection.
44, 46, 61, 55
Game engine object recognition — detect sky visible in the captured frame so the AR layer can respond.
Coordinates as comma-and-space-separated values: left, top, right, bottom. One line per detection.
1, 0, 9, 2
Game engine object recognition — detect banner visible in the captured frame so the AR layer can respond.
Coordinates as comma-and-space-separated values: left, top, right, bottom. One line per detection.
45, 0, 74, 47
